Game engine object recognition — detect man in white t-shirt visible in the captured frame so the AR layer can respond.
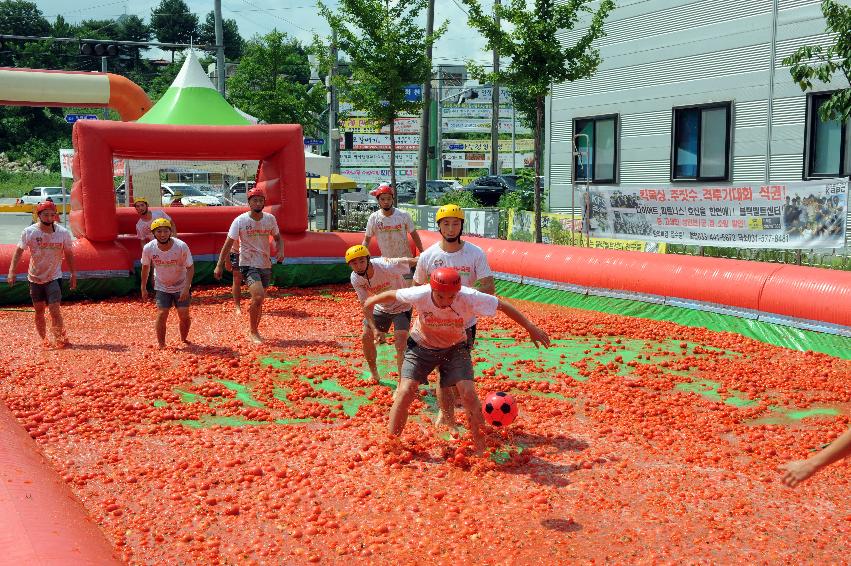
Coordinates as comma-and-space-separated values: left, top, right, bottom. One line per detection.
362, 184, 423, 277
7, 201, 77, 348
141, 218, 194, 349
364, 267, 549, 451
413, 203, 496, 425
134, 197, 176, 251
346, 244, 418, 383
214, 187, 285, 344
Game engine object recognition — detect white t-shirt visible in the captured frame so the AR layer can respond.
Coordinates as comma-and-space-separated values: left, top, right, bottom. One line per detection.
227, 212, 280, 268
141, 238, 193, 293
17, 223, 73, 284
396, 285, 498, 349
136, 210, 172, 243
413, 241, 493, 327
365, 208, 415, 260
350, 257, 412, 314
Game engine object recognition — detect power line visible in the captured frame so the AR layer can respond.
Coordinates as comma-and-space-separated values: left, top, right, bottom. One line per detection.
238, 0, 314, 33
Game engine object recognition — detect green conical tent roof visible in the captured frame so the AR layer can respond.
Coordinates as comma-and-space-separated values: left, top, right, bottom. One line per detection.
137, 51, 250, 125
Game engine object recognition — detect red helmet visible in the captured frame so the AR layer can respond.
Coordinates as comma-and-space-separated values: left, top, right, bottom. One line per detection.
430, 267, 461, 293
36, 201, 57, 214
370, 184, 394, 198
247, 187, 266, 200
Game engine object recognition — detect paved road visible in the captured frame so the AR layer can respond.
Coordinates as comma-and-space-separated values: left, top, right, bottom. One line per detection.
0, 212, 35, 244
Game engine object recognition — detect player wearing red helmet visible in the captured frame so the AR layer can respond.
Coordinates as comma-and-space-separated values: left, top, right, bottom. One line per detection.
362, 184, 423, 280
214, 186, 285, 344
363, 267, 549, 451
7, 201, 77, 348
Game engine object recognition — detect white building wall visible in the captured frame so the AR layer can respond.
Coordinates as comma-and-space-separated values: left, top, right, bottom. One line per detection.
546, 0, 844, 211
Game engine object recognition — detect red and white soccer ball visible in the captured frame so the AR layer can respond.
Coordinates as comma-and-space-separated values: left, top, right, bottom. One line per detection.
482, 391, 518, 427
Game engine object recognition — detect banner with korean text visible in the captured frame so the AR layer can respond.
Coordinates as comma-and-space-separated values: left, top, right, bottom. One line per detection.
585, 179, 848, 249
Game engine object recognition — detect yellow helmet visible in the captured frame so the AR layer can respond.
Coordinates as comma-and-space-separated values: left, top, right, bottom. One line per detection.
435, 204, 464, 223
345, 244, 370, 264
150, 218, 172, 231
133, 196, 148, 205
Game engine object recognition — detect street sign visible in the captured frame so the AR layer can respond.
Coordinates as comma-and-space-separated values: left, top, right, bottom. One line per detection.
448, 143, 465, 150
64, 114, 99, 124
404, 85, 422, 102
303, 138, 325, 146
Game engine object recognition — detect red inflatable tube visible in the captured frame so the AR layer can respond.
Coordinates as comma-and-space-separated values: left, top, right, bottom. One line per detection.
0, 402, 119, 564
452, 233, 851, 328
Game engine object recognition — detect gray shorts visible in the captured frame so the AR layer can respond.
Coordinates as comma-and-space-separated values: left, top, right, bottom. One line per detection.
401, 337, 474, 388
365, 309, 412, 333
29, 279, 62, 305
156, 290, 190, 309
240, 266, 272, 288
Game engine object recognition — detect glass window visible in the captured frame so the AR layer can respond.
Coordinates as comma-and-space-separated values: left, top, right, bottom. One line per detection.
573, 115, 618, 183
807, 93, 850, 178
671, 102, 731, 181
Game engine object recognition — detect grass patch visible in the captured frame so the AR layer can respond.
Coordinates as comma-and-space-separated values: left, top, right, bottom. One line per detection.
0, 171, 63, 198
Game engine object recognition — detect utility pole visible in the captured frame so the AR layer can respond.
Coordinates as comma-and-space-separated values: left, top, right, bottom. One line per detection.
416, 0, 435, 205
490, 0, 500, 176
214, 0, 226, 95
101, 57, 109, 120
327, 30, 340, 230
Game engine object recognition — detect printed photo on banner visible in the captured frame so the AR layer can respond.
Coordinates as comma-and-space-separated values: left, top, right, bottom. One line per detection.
584, 179, 849, 249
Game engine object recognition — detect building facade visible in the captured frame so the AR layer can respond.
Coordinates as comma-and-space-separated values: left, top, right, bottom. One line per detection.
546, 0, 847, 214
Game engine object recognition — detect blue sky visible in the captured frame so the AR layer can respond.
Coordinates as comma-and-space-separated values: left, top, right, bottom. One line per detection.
32, 0, 495, 66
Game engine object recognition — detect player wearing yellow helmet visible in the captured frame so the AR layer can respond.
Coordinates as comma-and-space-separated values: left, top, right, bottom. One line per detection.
140, 218, 194, 348
346, 244, 417, 383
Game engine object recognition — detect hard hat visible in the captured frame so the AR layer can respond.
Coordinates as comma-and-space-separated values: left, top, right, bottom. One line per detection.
345, 244, 370, 264
133, 197, 148, 205
370, 184, 394, 198
247, 187, 266, 200
150, 218, 172, 231
430, 267, 461, 293
435, 204, 464, 223
36, 201, 57, 214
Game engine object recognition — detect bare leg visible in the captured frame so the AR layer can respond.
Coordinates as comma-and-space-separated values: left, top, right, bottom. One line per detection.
388, 379, 420, 436
435, 386, 458, 432
156, 308, 168, 348
455, 380, 486, 452
362, 326, 380, 382
232, 271, 242, 314
176, 307, 191, 343
33, 302, 48, 345
47, 303, 68, 347
393, 330, 408, 377
248, 281, 265, 344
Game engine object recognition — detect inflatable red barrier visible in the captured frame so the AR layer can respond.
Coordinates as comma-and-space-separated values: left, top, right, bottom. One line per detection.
72, 121, 307, 241
0, 402, 119, 564
451, 234, 851, 328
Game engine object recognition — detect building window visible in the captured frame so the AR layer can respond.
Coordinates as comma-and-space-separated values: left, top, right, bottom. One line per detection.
671, 102, 731, 181
573, 114, 618, 183
806, 92, 850, 178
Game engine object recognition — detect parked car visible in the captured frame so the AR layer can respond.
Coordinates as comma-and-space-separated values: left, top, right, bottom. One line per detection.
161, 183, 223, 206
193, 184, 222, 198
20, 186, 68, 205
227, 181, 255, 204
463, 175, 521, 206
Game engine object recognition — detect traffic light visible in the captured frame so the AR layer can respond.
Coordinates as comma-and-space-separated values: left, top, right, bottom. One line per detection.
79, 42, 118, 57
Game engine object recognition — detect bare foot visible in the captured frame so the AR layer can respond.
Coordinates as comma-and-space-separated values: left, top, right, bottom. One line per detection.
374, 334, 387, 345
434, 414, 460, 438
234, 304, 242, 314
157, 341, 166, 349
42, 338, 52, 350
249, 332, 264, 345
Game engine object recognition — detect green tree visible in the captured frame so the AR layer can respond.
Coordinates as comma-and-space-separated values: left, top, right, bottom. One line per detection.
0, 0, 50, 66
150, 0, 198, 62
116, 14, 152, 68
198, 11, 244, 60
461, 0, 614, 242
318, 0, 446, 190
783, 0, 851, 122
226, 31, 325, 134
